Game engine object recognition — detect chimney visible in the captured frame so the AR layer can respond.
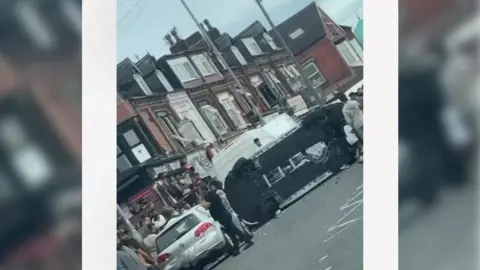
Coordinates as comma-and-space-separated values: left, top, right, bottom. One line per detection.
171, 28, 180, 42
164, 34, 174, 46
203, 19, 212, 30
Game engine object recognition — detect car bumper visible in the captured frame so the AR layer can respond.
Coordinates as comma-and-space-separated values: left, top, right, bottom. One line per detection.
161, 228, 227, 270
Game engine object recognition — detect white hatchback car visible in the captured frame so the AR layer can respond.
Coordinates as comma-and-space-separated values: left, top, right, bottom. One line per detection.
155, 205, 233, 270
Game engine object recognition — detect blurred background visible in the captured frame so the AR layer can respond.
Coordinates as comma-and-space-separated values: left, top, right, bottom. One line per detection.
398, 0, 478, 269
0, 0, 81, 269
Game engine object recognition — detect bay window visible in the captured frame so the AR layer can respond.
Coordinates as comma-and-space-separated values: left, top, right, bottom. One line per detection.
302, 61, 326, 87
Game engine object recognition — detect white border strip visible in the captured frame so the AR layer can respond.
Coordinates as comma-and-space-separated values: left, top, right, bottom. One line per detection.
83, 0, 116, 269
364, 0, 398, 268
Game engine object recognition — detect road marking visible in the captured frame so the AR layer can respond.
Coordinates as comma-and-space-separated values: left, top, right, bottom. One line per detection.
328, 200, 363, 232
324, 225, 351, 243
340, 198, 363, 211
356, 184, 363, 190
328, 217, 362, 231
319, 255, 328, 263
340, 190, 363, 210
325, 266, 332, 270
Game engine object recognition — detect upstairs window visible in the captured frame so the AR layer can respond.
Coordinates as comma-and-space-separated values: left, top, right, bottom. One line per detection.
232, 46, 247, 65
336, 41, 362, 66
201, 105, 228, 135
289, 28, 304, 40
302, 61, 326, 87
242, 37, 262, 56
155, 70, 174, 92
168, 57, 199, 82
192, 54, 216, 76
263, 32, 278, 50
219, 96, 247, 129
133, 73, 153, 95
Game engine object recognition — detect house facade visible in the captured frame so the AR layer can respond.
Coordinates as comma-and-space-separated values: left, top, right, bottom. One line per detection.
167, 20, 307, 116
274, 2, 364, 101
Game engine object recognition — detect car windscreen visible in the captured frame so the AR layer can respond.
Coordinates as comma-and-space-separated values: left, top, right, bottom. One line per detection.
155, 214, 201, 252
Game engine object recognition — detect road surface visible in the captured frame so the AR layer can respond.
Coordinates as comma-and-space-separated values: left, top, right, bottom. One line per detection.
209, 164, 364, 270
399, 182, 477, 270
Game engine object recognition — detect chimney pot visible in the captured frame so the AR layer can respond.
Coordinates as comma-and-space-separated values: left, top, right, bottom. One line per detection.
164, 34, 174, 46
171, 29, 180, 42
203, 19, 212, 30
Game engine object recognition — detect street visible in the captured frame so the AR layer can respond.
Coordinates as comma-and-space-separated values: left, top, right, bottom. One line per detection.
208, 164, 363, 270
399, 182, 477, 270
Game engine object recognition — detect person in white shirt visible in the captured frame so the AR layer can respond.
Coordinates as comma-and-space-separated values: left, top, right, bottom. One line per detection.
343, 124, 363, 163
343, 93, 364, 140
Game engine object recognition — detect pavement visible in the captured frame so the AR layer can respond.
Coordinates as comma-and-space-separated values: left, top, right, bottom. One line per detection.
207, 164, 364, 270
399, 182, 477, 270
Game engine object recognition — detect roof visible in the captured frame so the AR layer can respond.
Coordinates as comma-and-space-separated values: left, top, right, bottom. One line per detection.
215, 33, 233, 50
135, 53, 157, 76
157, 47, 207, 61
272, 2, 326, 55
234, 20, 265, 40
117, 58, 136, 86
185, 31, 202, 46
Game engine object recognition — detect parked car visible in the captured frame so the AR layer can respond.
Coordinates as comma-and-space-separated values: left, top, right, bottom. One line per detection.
155, 206, 233, 270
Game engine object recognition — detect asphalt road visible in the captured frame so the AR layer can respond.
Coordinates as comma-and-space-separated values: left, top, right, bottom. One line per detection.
208, 164, 364, 270
399, 182, 477, 270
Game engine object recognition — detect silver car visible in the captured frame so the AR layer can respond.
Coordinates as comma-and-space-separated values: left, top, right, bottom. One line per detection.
155, 206, 233, 270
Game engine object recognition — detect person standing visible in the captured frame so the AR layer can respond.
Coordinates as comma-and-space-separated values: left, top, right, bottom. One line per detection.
201, 187, 254, 256
208, 181, 251, 236
342, 93, 364, 140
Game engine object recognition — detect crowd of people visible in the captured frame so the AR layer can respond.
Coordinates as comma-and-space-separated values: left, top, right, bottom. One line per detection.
117, 174, 254, 270
117, 90, 365, 270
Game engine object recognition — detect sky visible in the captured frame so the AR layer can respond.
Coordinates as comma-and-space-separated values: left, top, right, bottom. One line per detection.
117, 0, 363, 63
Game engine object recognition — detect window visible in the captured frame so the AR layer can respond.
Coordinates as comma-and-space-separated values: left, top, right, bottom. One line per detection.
155, 70, 174, 92
117, 145, 132, 173
219, 97, 247, 129
302, 61, 326, 87
201, 105, 228, 135
191, 54, 216, 76
123, 129, 140, 146
289, 28, 304, 39
133, 73, 153, 95
336, 41, 362, 66
157, 111, 179, 136
168, 57, 199, 82
122, 129, 151, 163
242, 37, 262, 56
263, 32, 278, 50
131, 144, 151, 163
232, 46, 247, 65
178, 120, 203, 143
350, 39, 363, 59
176, 106, 205, 142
